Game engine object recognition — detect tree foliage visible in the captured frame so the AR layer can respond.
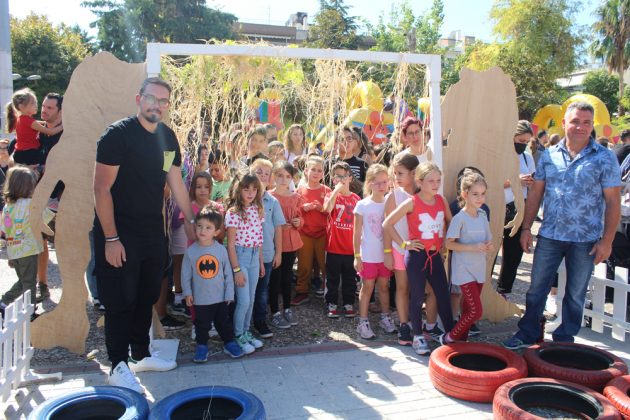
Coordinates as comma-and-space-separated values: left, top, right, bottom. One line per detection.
465, 0, 582, 118
590, 0, 630, 115
308, 0, 359, 50
10, 14, 91, 100
582, 69, 619, 114
82, 0, 237, 62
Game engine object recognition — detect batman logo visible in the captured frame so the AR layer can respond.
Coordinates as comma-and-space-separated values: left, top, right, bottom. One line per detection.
196, 255, 219, 279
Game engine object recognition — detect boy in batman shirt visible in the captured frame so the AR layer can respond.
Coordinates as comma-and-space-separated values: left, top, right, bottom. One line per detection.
182, 207, 244, 362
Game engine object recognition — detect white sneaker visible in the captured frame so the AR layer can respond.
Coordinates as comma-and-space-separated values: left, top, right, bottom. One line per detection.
356, 320, 376, 340
128, 356, 177, 373
412, 335, 431, 356
109, 361, 145, 395
546, 294, 557, 315
244, 331, 263, 349
236, 334, 255, 354
379, 314, 397, 334
191, 328, 196, 341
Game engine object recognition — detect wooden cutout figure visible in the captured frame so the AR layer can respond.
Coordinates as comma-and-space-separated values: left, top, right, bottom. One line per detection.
29, 52, 146, 354
441, 67, 523, 322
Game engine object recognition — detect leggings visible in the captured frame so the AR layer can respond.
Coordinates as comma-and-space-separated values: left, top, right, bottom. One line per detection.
450, 281, 483, 341
269, 251, 297, 313
405, 250, 453, 336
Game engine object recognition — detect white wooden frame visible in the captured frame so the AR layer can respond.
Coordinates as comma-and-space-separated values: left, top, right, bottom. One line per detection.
146, 43, 443, 166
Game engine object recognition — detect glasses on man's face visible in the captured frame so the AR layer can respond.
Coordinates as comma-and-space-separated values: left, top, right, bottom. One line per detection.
142, 94, 170, 107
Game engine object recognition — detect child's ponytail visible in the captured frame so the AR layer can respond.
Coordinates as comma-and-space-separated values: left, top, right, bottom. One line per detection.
5, 102, 16, 133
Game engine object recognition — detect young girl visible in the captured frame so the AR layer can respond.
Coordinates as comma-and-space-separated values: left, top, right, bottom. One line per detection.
0, 166, 41, 313
284, 124, 306, 164
5, 88, 63, 166
293, 155, 331, 305
269, 161, 304, 328
383, 162, 453, 356
442, 171, 493, 344
225, 171, 265, 354
354, 164, 395, 339
383, 153, 420, 346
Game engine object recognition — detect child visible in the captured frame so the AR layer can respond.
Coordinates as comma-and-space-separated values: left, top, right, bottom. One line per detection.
182, 207, 244, 362
323, 161, 360, 318
442, 171, 493, 344
293, 155, 331, 305
0, 166, 41, 314
269, 161, 303, 328
284, 124, 306, 164
383, 162, 453, 356
5, 88, 63, 166
250, 158, 285, 339
195, 144, 210, 173
209, 151, 231, 204
383, 153, 419, 346
354, 164, 395, 338
267, 141, 285, 164
240, 126, 268, 167
225, 171, 265, 354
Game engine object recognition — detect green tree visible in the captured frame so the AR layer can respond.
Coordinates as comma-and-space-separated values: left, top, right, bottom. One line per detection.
82, 0, 237, 62
582, 69, 619, 113
465, 0, 582, 118
309, 0, 359, 49
590, 0, 630, 116
10, 14, 91, 101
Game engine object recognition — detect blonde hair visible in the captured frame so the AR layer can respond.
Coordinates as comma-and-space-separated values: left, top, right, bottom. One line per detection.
363, 163, 388, 196
250, 157, 272, 172
414, 161, 441, 183
458, 169, 487, 208
5, 88, 36, 133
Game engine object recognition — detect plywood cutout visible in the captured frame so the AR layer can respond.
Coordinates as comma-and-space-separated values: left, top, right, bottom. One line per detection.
442, 67, 524, 322
29, 52, 147, 354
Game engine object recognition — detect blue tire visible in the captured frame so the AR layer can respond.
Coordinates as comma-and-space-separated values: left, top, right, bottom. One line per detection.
28, 386, 149, 420
149, 386, 266, 420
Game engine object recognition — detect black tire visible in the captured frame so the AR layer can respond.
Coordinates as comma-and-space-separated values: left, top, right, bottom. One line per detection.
149, 386, 266, 420
524, 342, 628, 391
493, 377, 621, 420
27, 386, 149, 420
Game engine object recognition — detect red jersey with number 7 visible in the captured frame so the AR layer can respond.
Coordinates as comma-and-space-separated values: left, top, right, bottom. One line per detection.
325, 191, 360, 255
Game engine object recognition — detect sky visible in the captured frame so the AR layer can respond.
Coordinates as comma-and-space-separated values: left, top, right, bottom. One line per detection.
9, 0, 599, 43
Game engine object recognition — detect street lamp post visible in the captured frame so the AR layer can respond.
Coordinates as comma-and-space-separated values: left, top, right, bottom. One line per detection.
0, 0, 12, 136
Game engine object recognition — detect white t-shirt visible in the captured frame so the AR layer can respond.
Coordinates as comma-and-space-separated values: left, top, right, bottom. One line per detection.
504, 152, 535, 203
354, 197, 387, 263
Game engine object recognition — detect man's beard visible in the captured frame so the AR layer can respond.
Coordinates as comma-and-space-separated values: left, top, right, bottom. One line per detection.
143, 109, 161, 123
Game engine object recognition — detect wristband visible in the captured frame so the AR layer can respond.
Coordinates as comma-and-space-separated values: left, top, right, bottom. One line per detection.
400, 241, 407, 250
233, 267, 241, 273
383, 248, 392, 254
354, 253, 361, 258
105, 236, 120, 242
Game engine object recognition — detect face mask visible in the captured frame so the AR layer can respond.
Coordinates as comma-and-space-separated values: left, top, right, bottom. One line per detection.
514, 143, 527, 154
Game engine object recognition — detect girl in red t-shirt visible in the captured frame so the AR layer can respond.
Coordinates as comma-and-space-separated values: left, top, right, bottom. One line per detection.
294, 155, 331, 305
5, 88, 63, 166
383, 162, 453, 356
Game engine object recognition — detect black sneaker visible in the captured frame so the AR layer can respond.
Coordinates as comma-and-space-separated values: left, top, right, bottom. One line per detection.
36, 283, 50, 303
160, 314, 185, 331
398, 323, 412, 346
423, 324, 444, 342
254, 320, 273, 338
469, 323, 481, 336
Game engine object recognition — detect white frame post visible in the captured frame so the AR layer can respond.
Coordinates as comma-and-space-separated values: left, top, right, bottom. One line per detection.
145, 43, 442, 167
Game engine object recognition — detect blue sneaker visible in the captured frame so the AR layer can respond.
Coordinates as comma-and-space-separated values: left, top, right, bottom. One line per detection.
193, 344, 209, 363
224, 340, 244, 359
502, 336, 532, 350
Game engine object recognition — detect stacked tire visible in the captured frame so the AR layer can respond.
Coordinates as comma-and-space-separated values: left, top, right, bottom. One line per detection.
429, 342, 528, 402
604, 375, 630, 419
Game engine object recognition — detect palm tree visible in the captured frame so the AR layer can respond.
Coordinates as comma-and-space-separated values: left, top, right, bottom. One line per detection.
590, 0, 630, 116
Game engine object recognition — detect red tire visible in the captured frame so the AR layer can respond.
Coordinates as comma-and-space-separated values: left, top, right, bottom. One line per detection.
428, 342, 528, 402
524, 342, 628, 392
604, 375, 630, 419
494, 377, 621, 420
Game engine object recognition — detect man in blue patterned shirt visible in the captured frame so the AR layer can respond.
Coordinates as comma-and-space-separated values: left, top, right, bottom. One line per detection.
503, 102, 621, 349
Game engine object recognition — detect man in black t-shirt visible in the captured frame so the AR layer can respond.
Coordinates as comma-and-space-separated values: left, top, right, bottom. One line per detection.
93, 77, 195, 394
39, 93, 63, 164
614, 129, 630, 165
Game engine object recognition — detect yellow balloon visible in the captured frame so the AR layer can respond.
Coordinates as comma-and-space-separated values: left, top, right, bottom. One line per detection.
349, 81, 383, 111
561, 94, 611, 127
259, 88, 282, 101
532, 104, 563, 132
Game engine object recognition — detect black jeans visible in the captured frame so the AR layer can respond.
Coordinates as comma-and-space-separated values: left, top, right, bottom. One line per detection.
497, 225, 524, 294
325, 253, 356, 306
269, 251, 296, 313
194, 302, 234, 345
95, 230, 166, 368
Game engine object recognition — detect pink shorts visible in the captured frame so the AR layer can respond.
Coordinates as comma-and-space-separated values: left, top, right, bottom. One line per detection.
392, 248, 407, 271
359, 262, 392, 279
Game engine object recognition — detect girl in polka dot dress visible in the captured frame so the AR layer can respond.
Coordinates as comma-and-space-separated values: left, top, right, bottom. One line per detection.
225, 171, 265, 354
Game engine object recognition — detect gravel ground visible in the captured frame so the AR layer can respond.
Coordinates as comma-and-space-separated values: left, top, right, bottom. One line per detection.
1, 227, 541, 369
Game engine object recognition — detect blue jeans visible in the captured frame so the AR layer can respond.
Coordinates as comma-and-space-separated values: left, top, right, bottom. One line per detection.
515, 236, 595, 343
86, 230, 98, 299
233, 246, 260, 336
254, 262, 273, 323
